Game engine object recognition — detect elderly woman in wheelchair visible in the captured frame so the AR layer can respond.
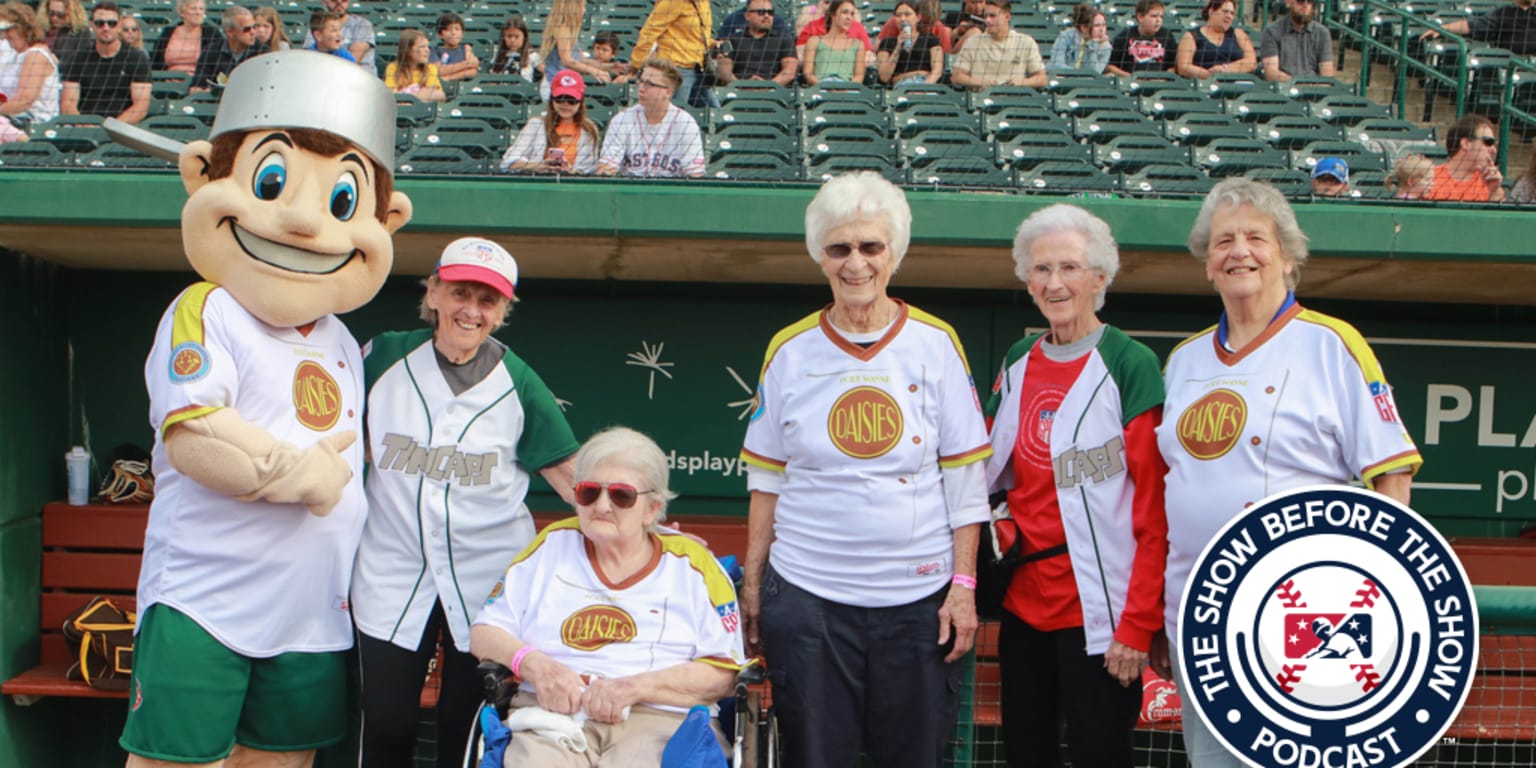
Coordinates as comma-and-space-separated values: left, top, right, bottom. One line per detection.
470, 426, 750, 767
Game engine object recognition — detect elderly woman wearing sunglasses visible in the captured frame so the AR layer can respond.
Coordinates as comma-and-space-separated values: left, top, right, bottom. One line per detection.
471, 426, 749, 767
739, 172, 992, 768
352, 238, 580, 768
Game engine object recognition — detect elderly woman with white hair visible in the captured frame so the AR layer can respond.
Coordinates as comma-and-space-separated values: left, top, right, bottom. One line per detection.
1156, 179, 1421, 766
738, 172, 992, 767
470, 426, 748, 767
982, 204, 1168, 768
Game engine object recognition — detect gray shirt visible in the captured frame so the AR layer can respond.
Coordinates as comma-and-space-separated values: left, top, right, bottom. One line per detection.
1259, 18, 1331, 78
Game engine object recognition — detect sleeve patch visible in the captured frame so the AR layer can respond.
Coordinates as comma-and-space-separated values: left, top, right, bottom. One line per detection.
169, 341, 212, 383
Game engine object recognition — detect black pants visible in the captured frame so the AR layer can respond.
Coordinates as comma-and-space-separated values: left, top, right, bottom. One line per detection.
358, 602, 482, 768
997, 614, 1142, 768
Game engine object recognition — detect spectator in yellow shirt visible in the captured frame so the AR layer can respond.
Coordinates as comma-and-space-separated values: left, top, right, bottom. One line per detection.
632, 0, 716, 107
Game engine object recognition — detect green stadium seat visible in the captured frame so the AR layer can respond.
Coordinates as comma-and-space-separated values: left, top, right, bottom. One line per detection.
1195, 138, 1289, 177
805, 126, 898, 162
887, 83, 967, 110
996, 132, 1092, 169
1347, 118, 1436, 146
583, 82, 632, 108
1257, 116, 1342, 149
893, 102, 979, 138
167, 93, 220, 124
398, 146, 489, 174
79, 144, 177, 170
1272, 75, 1355, 102
715, 81, 793, 107
1348, 171, 1394, 199
0, 142, 71, 168
1308, 95, 1391, 127
968, 86, 1054, 114
1071, 109, 1161, 143
1054, 87, 1134, 117
461, 79, 540, 105
1164, 112, 1253, 146
1292, 140, 1387, 175
807, 154, 906, 184
150, 70, 192, 102
805, 100, 891, 136
395, 95, 439, 127
1017, 161, 1119, 193
901, 128, 990, 168
411, 118, 506, 159
1120, 70, 1191, 98
706, 152, 802, 181
801, 81, 884, 109
708, 124, 799, 162
984, 105, 1063, 141
141, 115, 211, 143
1137, 89, 1222, 120
585, 103, 620, 131
1226, 91, 1308, 123
1124, 164, 1215, 197
30, 115, 110, 154
1246, 167, 1312, 196
1044, 69, 1110, 94
713, 100, 796, 130
909, 157, 1012, 186
1093, 135, 1192, 174
441, 102, 528, 131
1201, 71, 1262, 100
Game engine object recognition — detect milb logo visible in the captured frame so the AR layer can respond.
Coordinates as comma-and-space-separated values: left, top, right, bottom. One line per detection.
1179, 486, 1476, 768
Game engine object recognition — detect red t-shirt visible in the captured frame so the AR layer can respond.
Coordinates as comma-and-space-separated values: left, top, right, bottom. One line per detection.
797, 15, 875, 50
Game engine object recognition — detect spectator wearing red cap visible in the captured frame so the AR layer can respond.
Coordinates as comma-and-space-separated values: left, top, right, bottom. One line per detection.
354, 236, 580, 768
500, 69, 600, 173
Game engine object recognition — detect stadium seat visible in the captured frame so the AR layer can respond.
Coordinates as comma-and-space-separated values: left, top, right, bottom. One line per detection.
713, 99, 797, 130
1017, 161, 1119, 193
1054, 87, 1134, 117
1257, 116, 1342, 149
1093, 135, 1192, 174
909, 156, 1012, 186
968, 85, 1054, 114
395, 95, 439, 127
1137, 90, 1223, 120
1164, 112, 1253, 146
1044, 69, 1110, 94
901, 128, 991, 169
714, 81, 793, 107
805, 126, 898, 163
708, 124, 799, 163
441, 102, 528, 131
804, 100, 891, 137
461, 79, 540, 105
1243, 167, 1310, 195
1292, 140, 1387, 175
1348, 171, 1394, 198
1272, 75, 1356, 102
807, 154, 906, 184
398, 146, 489, 174
1195, 138, 1289, 177
584, 103, 621, 131
1124, 164, 1215, 196
893, 102, 979, 138
167, 93, 220, 124
30, 115, 110, 154
801, 81, 884, 109
996, 132, 1093, 169
412, 118, 506, 160
140, 115, 211, 143
1120, 70, 1191, 97
984, 104, 1063, 141
1347, 118, 1436, 146
887, 83, 967, 110
1071, 109, 1162, 143
0, 142, 70, 168
1226, 91, 1308, 123
79, 144, 177, 170
706, 152, 802, 181
583, 82, 632, 108
1202, 71, 1262, 100
1308, 95, 1392, 127
150, 70, 192, 103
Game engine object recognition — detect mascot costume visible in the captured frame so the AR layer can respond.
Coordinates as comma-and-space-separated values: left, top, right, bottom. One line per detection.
105, 52, 411, 768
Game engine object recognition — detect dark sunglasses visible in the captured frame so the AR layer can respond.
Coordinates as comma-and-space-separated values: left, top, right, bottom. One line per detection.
238, 24, 255, 31
48, 9, 68, 17
574, 481, 655, 508
551, 95, 580, 104
1475, 135, 1497, 147
824, 241, 887, 258
92, 18, 118, 27
748, 7, 775, 14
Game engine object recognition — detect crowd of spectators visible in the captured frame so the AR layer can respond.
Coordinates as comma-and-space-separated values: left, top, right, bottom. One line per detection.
1, 0, 1533, 197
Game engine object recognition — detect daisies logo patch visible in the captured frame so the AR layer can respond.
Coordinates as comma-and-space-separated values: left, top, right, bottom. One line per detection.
1179, 485, 1476, 768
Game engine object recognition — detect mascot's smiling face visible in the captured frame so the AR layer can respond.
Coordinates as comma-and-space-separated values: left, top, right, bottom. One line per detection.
178, 128, 412, 328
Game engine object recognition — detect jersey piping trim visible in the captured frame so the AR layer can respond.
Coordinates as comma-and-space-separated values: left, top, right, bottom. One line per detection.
169, 282, 218, 348
1212, 302, 1303, 367
739, 448, 787, 472
387, 351, 436, 643
506, 517, 580, 571
162, 404, 222, 436
757, 312, 822, 377
907, 304, 973, 375
1165, 324, 1218, 372
657, 533, 741, 609
1294, 308, 1388, 386
938, 443, 992, 468
816, 299, 910, 362
1362, 450, 1423, 484
695, 655, 746, 671
445, 386, 520, 624
584, 535, 664, 591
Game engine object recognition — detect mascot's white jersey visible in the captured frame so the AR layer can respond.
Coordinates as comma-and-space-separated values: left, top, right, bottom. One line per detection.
141, 282, 366, 657
1158, 303, 1422, 641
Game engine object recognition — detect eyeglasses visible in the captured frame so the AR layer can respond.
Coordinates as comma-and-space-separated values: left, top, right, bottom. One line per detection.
552, 95, 580, 104
92, 18, 118, 27
823, 241, 887, 258
48, 9, 68, 18
1475, 135, 1497, 147
637, 78, 670, 90
1027, 261, 1093, 282
236, 24, 254, 31
574, 481, 655, 508
748, 7, 775, 14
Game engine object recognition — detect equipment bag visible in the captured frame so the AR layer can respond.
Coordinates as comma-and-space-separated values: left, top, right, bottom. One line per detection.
62, 597, 136, 691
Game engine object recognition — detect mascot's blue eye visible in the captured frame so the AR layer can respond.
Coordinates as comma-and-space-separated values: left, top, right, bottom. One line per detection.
253, 154, 286, 201
330, 172, 359, 221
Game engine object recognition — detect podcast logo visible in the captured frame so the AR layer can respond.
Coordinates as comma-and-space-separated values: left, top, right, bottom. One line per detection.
1179, 485, 1477, 768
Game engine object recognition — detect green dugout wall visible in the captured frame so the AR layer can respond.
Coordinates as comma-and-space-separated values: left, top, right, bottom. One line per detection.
1, 175, 1533, 765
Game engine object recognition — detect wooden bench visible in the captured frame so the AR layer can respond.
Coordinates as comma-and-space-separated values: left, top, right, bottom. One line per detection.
2, 504, 752, 708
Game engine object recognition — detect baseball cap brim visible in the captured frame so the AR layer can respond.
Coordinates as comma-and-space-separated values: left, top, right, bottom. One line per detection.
437, 264, 515, 299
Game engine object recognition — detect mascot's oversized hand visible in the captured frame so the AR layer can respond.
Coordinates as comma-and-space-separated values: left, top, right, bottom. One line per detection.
165, 409, 359, 516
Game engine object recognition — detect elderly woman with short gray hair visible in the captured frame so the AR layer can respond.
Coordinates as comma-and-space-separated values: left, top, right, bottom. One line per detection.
470, 426, 748, 768
982, 203, 1169, 768
1157, 178, 1421, 766
739, 171, 991, 767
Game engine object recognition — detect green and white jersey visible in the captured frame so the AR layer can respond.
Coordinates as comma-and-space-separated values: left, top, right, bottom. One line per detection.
353, 329, 578, 652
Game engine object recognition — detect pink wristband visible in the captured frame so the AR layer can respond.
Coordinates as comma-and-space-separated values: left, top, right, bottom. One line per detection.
510, 646, 536, 679
951, 574, 977, 590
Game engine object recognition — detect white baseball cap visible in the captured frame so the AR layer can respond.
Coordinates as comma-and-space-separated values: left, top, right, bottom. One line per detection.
435, 237, 518, 299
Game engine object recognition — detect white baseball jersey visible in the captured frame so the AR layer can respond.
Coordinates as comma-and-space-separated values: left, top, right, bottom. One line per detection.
141, 282, 366, 657
474, 519, 747, 713
1158, 303, 1422, 641
598, 103, 705, 178
740, 302, 992, 607
353, 330, 579, 653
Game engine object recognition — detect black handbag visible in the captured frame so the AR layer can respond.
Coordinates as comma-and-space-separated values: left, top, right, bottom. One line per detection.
976, 501, 1068, 619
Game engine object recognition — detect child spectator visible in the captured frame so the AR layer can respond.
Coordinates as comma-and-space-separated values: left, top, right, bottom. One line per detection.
500, 69, 600, 173
1387, 154, 1434, 200
306, 11, 354, 61
431, 11, 479, 81
384, 28, 445, 101
489, 14, 539, 80
1309, 156, 1350, 196
590, 30, 632, 83
253, 6, 290, 51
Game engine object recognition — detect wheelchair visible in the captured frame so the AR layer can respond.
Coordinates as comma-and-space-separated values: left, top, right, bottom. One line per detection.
461, 660, 777, 768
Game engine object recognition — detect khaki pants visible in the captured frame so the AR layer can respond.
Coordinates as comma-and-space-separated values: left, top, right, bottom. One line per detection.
501, 691, 727, 768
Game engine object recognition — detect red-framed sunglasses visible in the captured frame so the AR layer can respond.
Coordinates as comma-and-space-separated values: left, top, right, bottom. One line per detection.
574, 481, 655, 508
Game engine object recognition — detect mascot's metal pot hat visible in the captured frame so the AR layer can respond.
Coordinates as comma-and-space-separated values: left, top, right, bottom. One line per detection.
106, 51, 398, 171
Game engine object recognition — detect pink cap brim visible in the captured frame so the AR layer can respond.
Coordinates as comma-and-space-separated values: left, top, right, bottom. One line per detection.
437, 264, 515, 298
